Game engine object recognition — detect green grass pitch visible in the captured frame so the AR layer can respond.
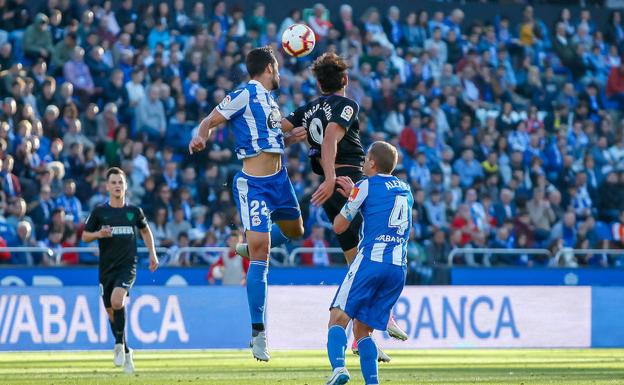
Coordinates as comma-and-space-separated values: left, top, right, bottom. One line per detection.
0, 349, 623, 384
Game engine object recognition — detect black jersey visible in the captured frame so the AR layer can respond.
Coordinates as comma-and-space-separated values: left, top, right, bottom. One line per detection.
84, 203, 148, 275
286, 94, 364, 175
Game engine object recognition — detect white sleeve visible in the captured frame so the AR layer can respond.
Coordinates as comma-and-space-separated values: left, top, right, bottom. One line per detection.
339, 180, 369, 222
216, 89, 249, 120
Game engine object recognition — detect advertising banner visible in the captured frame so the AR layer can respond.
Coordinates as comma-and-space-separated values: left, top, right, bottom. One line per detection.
0, 285, 604, 350
0, 287, 249, 351
267, 286, 592, 349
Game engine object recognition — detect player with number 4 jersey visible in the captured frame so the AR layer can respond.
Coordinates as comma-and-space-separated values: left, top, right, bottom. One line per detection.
325, 141, 413, 385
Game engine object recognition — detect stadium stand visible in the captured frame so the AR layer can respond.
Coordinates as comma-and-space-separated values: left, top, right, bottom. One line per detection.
0, 0, 623, 276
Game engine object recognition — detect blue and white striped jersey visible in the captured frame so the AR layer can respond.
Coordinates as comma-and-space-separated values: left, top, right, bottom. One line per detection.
216, 80, 284, 159
340, 174, 414, 266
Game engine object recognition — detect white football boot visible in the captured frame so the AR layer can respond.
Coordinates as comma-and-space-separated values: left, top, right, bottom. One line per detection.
123, 349, 135, 374
326, 367, 350, 385
113, 344, 125, 367
386, 316, 408, 341
250, 331, 270, 362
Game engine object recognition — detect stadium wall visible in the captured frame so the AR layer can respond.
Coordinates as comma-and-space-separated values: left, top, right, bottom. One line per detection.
0, 285, 622, 350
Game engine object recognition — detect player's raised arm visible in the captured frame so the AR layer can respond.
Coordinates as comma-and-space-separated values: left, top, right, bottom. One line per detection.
188, 108, 227, 154
189, 88, 248, 154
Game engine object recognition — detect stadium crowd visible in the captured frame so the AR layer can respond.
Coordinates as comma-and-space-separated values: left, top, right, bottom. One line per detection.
0, 0, 623, 275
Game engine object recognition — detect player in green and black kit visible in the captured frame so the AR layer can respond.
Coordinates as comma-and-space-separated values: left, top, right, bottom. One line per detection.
82, 167, 159, 374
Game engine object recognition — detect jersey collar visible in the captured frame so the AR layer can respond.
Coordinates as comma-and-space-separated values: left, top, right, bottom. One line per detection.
249, 79, 268, 93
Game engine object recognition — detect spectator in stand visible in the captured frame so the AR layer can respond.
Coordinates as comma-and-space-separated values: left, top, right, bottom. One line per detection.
607, 61, 624, 109
55, 179, 81, 224
63, 47, 94, 104
207, 231, 249, 285
551, 211, 578, 248
0, 233, 9, 263
0, 156, 18, 198
301, 224, 330, 266
136, 85, 166, 142
611, 209, 624, 248
453, 149, 483, 188
52, 32, 77, 71
23, 14, 54, 62
493, 188, 516, 227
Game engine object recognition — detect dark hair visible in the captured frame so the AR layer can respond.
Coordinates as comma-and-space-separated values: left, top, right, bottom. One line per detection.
245, 46, 275, 78
368, 141, 398, 174
106, 167, 126, 180
311, 52, 348, 94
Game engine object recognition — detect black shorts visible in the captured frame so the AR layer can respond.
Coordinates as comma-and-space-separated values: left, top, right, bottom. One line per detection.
99, 266, 136, 308
323, 167, 364, 252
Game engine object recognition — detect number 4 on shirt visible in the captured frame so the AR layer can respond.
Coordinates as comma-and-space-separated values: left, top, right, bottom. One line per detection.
388, 195, 409, 235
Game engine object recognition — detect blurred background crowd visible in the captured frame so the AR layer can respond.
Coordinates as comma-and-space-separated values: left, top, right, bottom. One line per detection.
0, 0, 623, 276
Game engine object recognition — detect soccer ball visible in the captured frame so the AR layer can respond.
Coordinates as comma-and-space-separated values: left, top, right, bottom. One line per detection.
281, 24, 316, 57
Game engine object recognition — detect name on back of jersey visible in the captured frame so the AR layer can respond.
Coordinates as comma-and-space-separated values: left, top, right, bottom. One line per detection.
302, 102, 332, 127
385, 180, 409, 190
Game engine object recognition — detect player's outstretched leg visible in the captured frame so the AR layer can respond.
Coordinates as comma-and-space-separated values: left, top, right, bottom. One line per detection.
326, 309, 351, 385
110, 287, 132, 372
354, 320, 379, 385
246, 231, 271, 362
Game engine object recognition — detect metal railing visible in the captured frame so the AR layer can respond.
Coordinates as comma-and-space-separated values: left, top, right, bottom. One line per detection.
2, 246, 624, 268
170, 247, 290, 266
0, 247, 55, 265
553, 248, 624, 266
287, 247, 344, 265
447, 248, 552, 266
55, 247, 171, 265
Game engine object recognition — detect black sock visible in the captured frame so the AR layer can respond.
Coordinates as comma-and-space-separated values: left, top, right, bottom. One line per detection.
113, 309, 126, 345
252, 323, 265, 337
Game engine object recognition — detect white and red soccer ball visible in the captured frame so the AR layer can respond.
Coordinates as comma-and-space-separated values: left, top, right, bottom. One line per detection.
281, 24, 316, 57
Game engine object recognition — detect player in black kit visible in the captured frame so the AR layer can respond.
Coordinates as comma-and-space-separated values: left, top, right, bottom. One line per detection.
82, 167, 159, 373
282, 53, 407, 361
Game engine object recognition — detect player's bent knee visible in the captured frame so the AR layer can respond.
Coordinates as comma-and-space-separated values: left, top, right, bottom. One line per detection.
111, 298, 124, 310
328, 307, 351, 328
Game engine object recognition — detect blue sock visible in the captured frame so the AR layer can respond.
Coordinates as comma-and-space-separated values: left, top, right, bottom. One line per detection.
246, 260, 268, 330
270, 224, 289, 248
327, 325, 347, 369
358, 337, 379, 385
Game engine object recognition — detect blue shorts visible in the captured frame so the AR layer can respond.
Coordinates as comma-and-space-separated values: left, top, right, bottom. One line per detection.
232, 167, 301, 233
330, 254, 406, 331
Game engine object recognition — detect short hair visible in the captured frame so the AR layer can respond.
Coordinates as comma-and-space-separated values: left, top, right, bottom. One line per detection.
106, 167, 126, 181
368, 141, 398, 174
245, 46, 276, 78
312, 52, 348, 94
